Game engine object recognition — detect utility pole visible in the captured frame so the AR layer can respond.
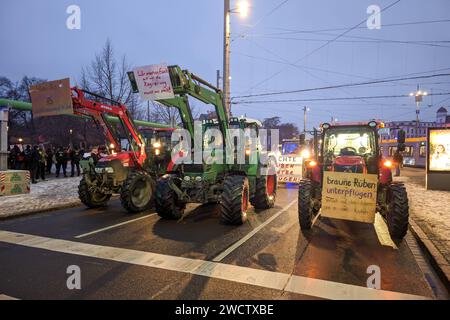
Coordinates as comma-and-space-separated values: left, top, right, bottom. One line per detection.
0, 106, 9, 171
302, 106, 309, 133
223, 0, 231, 117
409, 85, 428, 132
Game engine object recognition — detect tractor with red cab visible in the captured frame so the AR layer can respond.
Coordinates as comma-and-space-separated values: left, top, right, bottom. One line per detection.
298, 120, 409, 242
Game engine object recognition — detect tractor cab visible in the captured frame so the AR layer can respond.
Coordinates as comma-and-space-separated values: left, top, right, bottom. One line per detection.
321, 122, 380, 175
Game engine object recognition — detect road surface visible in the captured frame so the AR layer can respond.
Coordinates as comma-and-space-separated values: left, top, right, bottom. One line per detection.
0, 184, 448, 300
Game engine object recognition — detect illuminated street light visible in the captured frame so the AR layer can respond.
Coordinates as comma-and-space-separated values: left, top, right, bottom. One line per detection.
237, 0, 249, 18
223, 0, 250, 117
409, 86, 428, 129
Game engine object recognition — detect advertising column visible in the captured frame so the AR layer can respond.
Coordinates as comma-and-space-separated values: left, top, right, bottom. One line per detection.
426, 128, 450, 191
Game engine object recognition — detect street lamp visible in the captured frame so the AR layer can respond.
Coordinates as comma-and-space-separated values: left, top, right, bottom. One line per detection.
409, 86, 428, 130
223, 0, 250, 117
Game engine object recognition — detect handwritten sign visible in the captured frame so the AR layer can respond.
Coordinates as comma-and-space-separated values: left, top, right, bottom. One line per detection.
29, 78, 73, 118
132, 64, 175, 101
321, 171, 378, 223
277, 155, 303, 183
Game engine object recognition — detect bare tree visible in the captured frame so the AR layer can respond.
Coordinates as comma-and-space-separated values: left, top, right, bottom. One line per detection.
80, 39, 144, 119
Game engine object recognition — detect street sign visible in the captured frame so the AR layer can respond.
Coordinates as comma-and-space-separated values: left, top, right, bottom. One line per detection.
321, 172, 378, 223
132, 64, 175, 101
29, 78, 73, 118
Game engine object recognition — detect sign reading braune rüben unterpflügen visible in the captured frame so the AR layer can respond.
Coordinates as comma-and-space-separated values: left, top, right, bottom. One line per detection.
321, 171, 378, 223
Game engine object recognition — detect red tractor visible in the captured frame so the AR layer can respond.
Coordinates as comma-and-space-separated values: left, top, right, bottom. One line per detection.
30, 81, 174, 213
298, 121, 409, 242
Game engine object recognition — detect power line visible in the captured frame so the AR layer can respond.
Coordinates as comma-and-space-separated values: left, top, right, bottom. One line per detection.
268, 18, 450, 35
242, 0, 402, 93
233, 92, 450, 105
232, 73, 450, 99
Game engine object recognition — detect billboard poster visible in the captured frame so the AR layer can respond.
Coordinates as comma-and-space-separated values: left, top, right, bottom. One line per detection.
29, 78, 73, 118
132, 64, 175, 101
428, 128, 450, 172
321, 172, 378, 224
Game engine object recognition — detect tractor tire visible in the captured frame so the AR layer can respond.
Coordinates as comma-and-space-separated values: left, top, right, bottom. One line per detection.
120, 171, 155, 213
221, 175, 249, 225
298, 179, 314, 230
78, 177, 111, 208
155, 178, 185, 219
386, 183, 409, 242
250, 174, 277, 210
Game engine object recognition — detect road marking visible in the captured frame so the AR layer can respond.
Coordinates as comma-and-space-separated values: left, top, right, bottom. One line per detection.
373, 213, 398, 249
74, 214, 156, 239
0, 294, 19, 300
0, 230, 428, 300
212, 200, 297, 262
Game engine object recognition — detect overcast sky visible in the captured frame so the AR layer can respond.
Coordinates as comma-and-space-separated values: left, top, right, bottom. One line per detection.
1, 0, 449, 129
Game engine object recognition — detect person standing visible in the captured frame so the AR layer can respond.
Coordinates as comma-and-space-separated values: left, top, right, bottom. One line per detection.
393, 150, 403, 177
55, 146, 68, 178
38, 145, 47, 181
70, 146, 81, 177
30, 145, 40, 183
46, 147, 54, 174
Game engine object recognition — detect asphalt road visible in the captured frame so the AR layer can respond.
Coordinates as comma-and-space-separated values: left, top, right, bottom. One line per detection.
0, 182, 447, 300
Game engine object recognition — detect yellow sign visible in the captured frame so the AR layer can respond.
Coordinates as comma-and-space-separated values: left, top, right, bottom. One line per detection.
321, 172, 378, 223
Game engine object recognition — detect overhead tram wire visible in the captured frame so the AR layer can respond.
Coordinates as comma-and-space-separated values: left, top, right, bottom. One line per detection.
232, 73, 450, 99
233, 92, 450, 105
242, 0, 402, 93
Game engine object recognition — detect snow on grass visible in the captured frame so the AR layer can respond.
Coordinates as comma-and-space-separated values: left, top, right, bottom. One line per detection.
0, 177, 82, 218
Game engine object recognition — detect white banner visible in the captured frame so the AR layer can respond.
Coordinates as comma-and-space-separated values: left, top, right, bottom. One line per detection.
132, 64, 175, 101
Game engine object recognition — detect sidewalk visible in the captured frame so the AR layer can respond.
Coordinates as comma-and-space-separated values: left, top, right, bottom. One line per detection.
0, 176, 82, 219
394, 168, 450, 289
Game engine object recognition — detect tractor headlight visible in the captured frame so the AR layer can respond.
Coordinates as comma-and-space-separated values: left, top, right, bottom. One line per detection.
195, 176, 202, 182
300, 149, 311, 159
95, 167, 114, 174
184, 176, 191, 181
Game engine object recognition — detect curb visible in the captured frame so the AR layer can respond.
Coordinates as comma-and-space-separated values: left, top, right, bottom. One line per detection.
409, 218, 450, 293
0, 195, 121, 221
0, 202, 83, 220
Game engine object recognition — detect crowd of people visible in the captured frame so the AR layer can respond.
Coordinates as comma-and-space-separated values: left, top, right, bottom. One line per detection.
8, 145, 83, 184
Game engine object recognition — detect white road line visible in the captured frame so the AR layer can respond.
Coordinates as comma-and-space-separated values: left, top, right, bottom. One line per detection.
0, 294, 19, 300
212, 200, 297, 262
74, 214, 156, 239
0, 230, 428, 300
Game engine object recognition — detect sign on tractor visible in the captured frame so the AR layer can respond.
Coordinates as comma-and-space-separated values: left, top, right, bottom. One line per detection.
29, 78, 73, 118
132, 64, 175, 101
321, 171, 378, 224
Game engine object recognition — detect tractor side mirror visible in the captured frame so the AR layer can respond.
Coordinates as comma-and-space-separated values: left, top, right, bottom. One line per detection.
299, 133, 306, 145
397, 129, 406, 144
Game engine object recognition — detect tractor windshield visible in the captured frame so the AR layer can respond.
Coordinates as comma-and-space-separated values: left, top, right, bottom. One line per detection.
323, 127, 376, 158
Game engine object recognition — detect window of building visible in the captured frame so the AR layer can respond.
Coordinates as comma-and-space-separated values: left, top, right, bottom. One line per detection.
419, 145, 426, 158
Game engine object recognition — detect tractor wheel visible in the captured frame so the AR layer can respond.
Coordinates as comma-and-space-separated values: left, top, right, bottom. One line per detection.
221, 175, 249, 225
386, 183, 409, 242
250, 174, 277, 210
120, 171, 155, 213
78, 177, 111, 208
298, 179, 314, 230
155, 178, 185, 219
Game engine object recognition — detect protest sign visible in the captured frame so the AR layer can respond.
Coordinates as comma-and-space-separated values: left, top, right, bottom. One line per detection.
321, 171, 378, 223
132, 64, 175, 101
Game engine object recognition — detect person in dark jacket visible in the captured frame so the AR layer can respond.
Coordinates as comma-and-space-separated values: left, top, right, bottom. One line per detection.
23, 145, 32, 171
30, 145, 41, 183
46, 147, 54, 174
70, 146, 81, 177
37, 145, 47, 181
393, 150, 403, 177
55, 146, 68, 178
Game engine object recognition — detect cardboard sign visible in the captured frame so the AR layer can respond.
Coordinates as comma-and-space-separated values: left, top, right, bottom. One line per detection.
29, 78, 73, 118
132, 64, 175, 101
277, 155, 303, 183
321, 171, 378, 223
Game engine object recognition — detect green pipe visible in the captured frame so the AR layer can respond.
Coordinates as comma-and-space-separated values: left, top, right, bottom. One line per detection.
0, 98, 173, 129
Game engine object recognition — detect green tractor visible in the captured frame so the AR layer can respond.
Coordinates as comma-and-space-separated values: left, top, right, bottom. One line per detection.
129, 65, 278, 224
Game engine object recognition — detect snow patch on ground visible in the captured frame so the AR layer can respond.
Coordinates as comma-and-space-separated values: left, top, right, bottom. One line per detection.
0, 177, 82, 218
396, 176, 450, 264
